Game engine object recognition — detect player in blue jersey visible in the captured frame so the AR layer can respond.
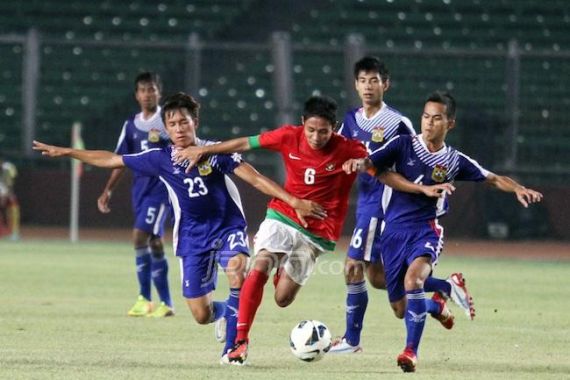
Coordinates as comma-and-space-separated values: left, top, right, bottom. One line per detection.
331, 57, 471, 354
96, 72, 174, 318
33, 92, 325, 363
344, 91, 543, 372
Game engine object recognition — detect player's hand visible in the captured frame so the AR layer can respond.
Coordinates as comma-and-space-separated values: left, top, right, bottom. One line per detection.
514, 186, 543, 208
32, 140, 70, 157
292, 199, 327, 228
173, 146, 205, 173
97, 191, 112, 213
420, 183, 456, 198
342, 158, 371, 174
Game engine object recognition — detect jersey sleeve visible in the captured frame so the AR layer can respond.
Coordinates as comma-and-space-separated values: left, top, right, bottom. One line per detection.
114, 121, 130, 154
122, 149, 162, 177
255, 125, 296, 152
455, 152, 491, 182
350, 139, 368, 159
369, 135, 404, 171
398, 116, 416, 136
210, 152, 243, 175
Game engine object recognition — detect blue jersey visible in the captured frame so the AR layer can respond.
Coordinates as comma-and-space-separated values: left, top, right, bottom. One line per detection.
115, 107, 170, 207
369, 134, 490, 225
338, 104, 415, 216
122, 139, 247, 257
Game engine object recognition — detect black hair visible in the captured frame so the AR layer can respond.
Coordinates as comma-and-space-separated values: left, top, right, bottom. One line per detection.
425, 91, 456, 120
353, 56, 390, 83
135, 72, 162, 92
302, 95, 338, 126
160, 92, 200, 122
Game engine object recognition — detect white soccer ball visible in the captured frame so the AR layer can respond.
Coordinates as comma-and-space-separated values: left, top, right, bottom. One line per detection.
289, 320, 332, 362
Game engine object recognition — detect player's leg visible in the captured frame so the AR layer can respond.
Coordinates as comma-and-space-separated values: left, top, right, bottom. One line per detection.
225, 249, 279, 365
180, 254, 225, 324
147, 203, 174, 317
218, 232, 249, 357
128, 227, 153, 316
331, 216, 379, 353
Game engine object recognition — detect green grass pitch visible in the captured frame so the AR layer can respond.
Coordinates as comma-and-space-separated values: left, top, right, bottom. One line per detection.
0, 240, 568, 379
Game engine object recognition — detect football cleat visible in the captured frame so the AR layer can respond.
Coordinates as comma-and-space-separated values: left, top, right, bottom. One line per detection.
127, 295, 152, 317
215, 317, 227, 343
397, 348, 417, 372
446, 272, 475, 320
147, 302, 174, 318
431, 292, 454, 330
328, 337, 363, 354
227, 340, 249, 365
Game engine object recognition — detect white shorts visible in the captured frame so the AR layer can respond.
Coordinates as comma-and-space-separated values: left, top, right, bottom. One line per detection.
253, 219, 326, 286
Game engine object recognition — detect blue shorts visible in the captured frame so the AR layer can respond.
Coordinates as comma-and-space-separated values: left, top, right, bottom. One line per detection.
180, 229, 249, 299
347, 213, 383, 263
380, 220, 444, 303
133, 197, 169, 237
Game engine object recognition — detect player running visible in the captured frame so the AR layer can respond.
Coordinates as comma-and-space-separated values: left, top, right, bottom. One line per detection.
33, 92, 325, 362
331, 57, 473, 354
96, 72, 174, 318
172, 95, 453, 365
343, 91, 543, 372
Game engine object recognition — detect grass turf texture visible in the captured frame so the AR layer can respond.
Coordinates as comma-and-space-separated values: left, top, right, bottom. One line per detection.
0, 240, 568, 379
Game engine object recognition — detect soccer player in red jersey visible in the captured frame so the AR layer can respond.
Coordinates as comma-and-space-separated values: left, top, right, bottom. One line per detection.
174, 95, 450, 365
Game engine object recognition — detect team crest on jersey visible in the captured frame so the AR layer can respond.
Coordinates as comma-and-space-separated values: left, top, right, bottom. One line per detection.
325, 163, 335, 172
371, 127, 385, 142
431, 164, 448, 183
148, 129, 160, 143
198, 161, 212, 176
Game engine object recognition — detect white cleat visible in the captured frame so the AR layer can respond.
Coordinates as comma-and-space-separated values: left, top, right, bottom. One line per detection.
446, 273, 475, 320
215, 317, 227, 343
328, 337, 363, 354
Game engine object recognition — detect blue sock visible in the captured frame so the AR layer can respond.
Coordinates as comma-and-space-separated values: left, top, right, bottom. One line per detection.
424, 276, 451, 297
150, 251, 172, 307
223, 288, 240, 354
344, 281, 368, 346
425, 298, 440, 315
405, 289, 428, 354
211, 301, 226, 323
135, 247, 151, 300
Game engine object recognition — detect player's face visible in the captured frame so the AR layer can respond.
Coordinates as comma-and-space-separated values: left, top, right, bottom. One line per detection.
303, 116, 334, 150
164, 108, 198, 148
355, 71, 389, 106
421, 101, 455, 145
135, 81, 160, 112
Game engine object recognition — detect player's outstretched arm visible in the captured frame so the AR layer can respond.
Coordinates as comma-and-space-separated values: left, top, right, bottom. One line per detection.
485, 173, 543, 208
234, 162, 327, 227
342, 158, 373, 174
174, 137, 251, 172
33, 141, 125, 169
97, 168, 126, 213
379, 172, 456, 198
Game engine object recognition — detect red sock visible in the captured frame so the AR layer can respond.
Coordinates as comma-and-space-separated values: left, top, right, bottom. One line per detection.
236, 269, 269, 342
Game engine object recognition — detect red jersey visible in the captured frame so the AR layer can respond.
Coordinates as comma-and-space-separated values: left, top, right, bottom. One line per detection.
250, 125, 367, 248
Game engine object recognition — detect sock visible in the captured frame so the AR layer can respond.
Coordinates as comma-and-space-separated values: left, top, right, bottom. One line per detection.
405, 289, 427, 354
425, 298, 440, 315
344, 281, 368, 346
150, 250, 172, 307
135, 247, 152, 300
210, 301, 226, 323
236, 269, 269, 342
424, 276, 452, 297
223, 288, 241, 354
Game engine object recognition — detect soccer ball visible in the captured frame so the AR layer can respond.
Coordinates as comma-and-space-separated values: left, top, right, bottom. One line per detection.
289, 320, 332, 362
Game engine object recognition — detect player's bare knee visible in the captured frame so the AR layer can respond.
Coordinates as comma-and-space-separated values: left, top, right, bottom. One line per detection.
189, 306, 211, 324
252, 251, 278, 274
404, 276, 424, 290
368, 276, 386, 290
149, 237, 163, 252
274, 292, 294, 308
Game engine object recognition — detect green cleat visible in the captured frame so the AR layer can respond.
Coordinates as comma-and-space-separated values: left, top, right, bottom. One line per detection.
147, 302, 175, 318
127, 295, 153, 317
